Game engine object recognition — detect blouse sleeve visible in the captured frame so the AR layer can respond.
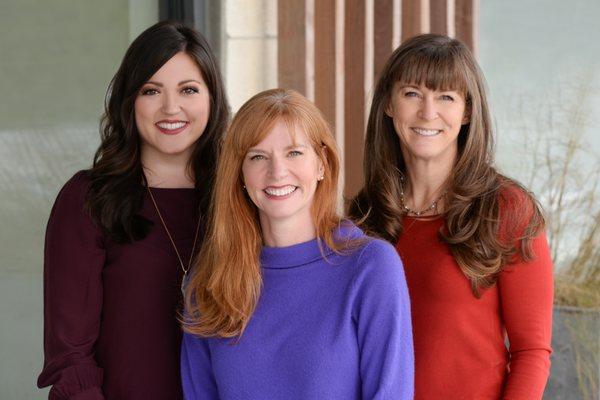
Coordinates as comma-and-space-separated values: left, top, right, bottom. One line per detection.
499, 231, 554, 399
37, 172, 106, 400
181, 332, 219, 399
352, 240, 415, 400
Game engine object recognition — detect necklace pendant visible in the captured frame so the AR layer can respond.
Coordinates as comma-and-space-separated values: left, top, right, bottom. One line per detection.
181, 271, 189, 297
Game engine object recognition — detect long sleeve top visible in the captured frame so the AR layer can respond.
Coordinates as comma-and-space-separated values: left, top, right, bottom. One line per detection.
181, 223, 414, 400
37, 171, 200, 399
396, 188, 554, 399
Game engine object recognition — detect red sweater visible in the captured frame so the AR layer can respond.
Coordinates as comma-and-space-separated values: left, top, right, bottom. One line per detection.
396, 195, 553, 399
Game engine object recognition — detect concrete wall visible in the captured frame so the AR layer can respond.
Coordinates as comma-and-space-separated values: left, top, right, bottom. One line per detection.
222, 0, 277, 111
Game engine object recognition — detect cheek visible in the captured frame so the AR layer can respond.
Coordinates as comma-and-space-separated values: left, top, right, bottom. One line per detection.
191, 95, 211, 118
241, 164, 261, 189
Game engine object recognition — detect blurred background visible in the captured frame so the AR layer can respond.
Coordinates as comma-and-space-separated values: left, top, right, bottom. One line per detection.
1, 0, 598, 398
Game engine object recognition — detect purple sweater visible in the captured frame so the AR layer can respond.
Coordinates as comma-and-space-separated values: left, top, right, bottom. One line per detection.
181, 223, 414, 399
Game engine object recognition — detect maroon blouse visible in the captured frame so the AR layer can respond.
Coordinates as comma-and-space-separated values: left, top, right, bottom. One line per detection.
38, 171, 200, 399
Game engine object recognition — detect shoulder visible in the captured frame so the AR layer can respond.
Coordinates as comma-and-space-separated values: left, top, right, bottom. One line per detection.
357, 238, 402, 267
55, 170, 92, 205
348, 235, 405, 291
497, 179, 536, 210
49, 170, 94, 224
495, 178, 545, 241
495, 178, 546, 222
335, 220, 402, 266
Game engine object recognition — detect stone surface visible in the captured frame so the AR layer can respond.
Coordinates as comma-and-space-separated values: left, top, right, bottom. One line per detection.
544, 307, 600, 400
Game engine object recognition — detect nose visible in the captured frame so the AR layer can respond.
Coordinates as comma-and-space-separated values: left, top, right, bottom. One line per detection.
161, 92, 181, 115
267, 155, 288, 181
418, 96, 438, 121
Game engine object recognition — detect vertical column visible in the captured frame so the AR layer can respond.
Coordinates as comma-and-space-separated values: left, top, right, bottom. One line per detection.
401, 0, 430, 41
429, 0, 448, 35
278, 0, 307, 94
314, 0, 337, 127
455, 0, 477, 54
373, 0, 395, 82
344, 0, 367, 198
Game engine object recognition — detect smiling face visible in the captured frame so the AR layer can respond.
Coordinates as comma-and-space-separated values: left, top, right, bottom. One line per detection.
386, 83, 469, 166
241, 119, 324, 233
134, 51, 210, 163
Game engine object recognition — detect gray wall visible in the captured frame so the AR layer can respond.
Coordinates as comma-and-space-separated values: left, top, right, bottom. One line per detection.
0, 1, 156, 398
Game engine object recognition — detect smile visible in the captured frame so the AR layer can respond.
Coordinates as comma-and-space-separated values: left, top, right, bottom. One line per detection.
155, 120, 189, 135
264, 185, 297, 197
411, 128, 441, 137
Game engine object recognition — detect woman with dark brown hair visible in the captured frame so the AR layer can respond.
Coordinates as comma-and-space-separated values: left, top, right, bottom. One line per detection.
349, 34, 553, 399
37, 21, 229, 399
181, 89, 413, 399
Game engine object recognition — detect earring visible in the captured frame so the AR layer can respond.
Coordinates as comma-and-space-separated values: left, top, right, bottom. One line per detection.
317, 176, 324, 181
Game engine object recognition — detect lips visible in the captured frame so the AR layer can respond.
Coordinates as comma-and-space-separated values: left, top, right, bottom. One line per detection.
264, 185, 297, 198
411, 128, 441, 137
155, 120, 189, 135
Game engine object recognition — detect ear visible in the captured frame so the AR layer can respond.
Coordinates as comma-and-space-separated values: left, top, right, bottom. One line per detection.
462, 103, 471, 125
385, 101, 394, 118
317, 145, 327, 176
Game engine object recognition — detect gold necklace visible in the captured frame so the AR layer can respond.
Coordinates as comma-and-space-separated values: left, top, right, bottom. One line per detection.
145, 183, 201, 275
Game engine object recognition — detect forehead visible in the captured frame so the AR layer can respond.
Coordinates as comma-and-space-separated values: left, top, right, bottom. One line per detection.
250, 119, 310, 149
147, 52, 203, 82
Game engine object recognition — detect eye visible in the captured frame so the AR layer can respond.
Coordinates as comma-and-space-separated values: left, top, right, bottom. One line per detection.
404, 90, 420, 98
288, 150, 303, 157
140, 88, 159, 96
249, 154, 266, 161
440, 94, 455, 101
181, 86, 199, 95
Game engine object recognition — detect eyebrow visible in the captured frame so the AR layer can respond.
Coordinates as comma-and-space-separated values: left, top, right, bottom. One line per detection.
143, 79, 203, 87
247, 144, 309, 153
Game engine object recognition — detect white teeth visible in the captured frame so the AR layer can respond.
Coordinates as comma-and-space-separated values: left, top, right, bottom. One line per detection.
264, 186, 297, 197
412, 128, 441, 136
157, 121, 186, 130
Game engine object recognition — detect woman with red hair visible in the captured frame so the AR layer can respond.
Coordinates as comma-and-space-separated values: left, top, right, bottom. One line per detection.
182, 89, 414, 399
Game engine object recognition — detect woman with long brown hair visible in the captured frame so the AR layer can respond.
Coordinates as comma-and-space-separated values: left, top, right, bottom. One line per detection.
37, 21, 229, 399
349, 34, 553, 399
182, 89, 413, 399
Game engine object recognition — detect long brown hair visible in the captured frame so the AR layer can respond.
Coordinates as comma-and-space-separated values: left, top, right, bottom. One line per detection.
184, 89, 344, 337
348, 34, 545, 296
86, 21, 229, 243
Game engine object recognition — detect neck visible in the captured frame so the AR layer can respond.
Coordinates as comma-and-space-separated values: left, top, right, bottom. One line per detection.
260, 215, 317, 248
142, 148, 195, 188
402, 156, 454, 212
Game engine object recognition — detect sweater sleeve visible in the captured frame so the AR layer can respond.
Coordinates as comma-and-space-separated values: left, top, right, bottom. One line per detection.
352, 240, 414, 400
498, 231, 554, 399
181, 332, 219, 399
37, 172, 106, 400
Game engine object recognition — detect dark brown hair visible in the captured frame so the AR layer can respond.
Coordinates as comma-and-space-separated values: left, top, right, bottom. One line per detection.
348, 34, 544, 296
86, 21, 229, 243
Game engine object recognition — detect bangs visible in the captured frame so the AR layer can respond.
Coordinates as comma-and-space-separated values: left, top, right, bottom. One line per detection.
393, 47, 469, 95
229, 89, 332, 166
232, 106, 320, 157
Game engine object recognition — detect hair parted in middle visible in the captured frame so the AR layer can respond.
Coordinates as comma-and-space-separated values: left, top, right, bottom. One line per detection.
348, 34, 544, 296
184, 88, 343, 338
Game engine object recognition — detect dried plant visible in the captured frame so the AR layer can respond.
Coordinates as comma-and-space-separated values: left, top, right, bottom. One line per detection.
507, 81, 600, 308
